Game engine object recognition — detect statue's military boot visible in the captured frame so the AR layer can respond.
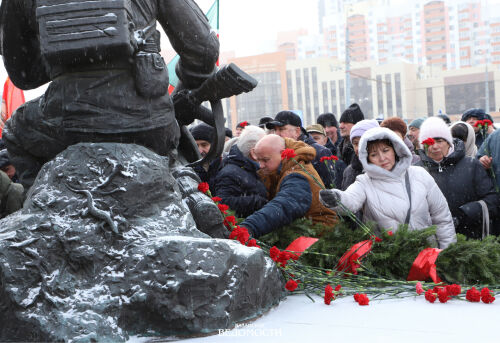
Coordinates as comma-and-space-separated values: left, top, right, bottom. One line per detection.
172, 167, 228, 239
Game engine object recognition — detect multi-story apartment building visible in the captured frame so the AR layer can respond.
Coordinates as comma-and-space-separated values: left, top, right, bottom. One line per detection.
225, 54, 500, 127
314, 0, 500, 70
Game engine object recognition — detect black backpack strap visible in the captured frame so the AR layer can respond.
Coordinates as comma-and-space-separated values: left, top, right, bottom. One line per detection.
404, 171, 412, 225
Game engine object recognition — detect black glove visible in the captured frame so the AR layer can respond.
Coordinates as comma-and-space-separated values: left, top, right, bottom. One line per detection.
319, 189, 341, 208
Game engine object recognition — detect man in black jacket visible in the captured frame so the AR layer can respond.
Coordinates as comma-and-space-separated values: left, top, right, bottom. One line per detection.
338, 104, 365, 166
461, 108, 488, 149
214, 126, 268, 217
266, 111, 338, 188
317, 112, 340, 155
189, 123, 221, 191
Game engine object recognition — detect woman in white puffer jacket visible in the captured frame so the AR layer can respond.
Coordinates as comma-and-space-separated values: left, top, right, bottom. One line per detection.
319, 127, 456, 249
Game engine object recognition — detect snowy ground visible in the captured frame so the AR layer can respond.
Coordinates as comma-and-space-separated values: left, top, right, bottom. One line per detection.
131, 293, 498, 343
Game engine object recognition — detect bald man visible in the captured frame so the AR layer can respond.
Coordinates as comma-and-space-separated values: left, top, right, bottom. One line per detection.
240, 135, 337, 238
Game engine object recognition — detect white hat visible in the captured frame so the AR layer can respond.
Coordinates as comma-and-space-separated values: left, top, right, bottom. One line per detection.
419, 117, 454, 147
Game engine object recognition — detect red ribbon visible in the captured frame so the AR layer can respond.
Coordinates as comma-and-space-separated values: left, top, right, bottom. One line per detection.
336, 240, 373, 274
285, 237, 319, 258
407, 248, 443, 283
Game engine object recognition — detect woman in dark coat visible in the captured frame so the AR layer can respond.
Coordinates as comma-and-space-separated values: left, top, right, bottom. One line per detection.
214, 126, 268, 218
417, 117, 499, 238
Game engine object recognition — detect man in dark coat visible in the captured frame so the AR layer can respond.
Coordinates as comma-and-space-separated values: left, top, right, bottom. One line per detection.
306, 124, 346, 188
266, 111, 337, 188
338, 103, 364, 166
214, 126, 268, 218
417, 117, 499, 238
462, 108, 488, 149
317, 112, 340, 155
190, 123, 221, 191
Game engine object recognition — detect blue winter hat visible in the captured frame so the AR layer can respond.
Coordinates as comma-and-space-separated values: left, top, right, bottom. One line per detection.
408, 118, 425, 129
461, 108, 486, 122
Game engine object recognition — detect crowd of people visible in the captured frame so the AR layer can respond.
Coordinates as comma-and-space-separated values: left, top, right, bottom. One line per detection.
1, 103, 499, 244
190, 104, 500, 244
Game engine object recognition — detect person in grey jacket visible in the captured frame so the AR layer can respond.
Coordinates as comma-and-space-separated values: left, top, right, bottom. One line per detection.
320, 127, 456, 249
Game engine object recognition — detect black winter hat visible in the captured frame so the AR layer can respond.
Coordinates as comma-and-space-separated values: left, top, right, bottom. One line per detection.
437, 113, 451, 125
339, 103, 364, 124
266, 111, 302, 130
461, 108, 486, 122
0, 149, 11, 169
258, 116, 274, 129
225, 128, 233, 139
317, 113, 338, 128
190, 123, 215, 142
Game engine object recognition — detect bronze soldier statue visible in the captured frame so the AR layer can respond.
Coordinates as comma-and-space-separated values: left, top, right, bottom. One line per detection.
0, 0, 256, 237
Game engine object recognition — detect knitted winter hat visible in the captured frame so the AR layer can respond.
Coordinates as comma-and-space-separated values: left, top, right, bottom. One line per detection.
349, 119, 380, 143
408, 117, 425, 129
317, 112, 338, 128
419, 117, 454, 147
225, 127, 233, 139
190, 123, 215, 142
339, 103, 365, 124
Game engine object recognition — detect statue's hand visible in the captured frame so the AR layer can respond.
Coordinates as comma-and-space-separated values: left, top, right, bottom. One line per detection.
172, 89, 200, 126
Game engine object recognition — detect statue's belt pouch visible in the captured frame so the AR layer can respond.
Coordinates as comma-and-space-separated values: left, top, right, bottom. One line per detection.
133, 52, 170, 99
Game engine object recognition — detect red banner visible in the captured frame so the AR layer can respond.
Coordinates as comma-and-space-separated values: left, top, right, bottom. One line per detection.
407, 248, 443, 283
1, 77, 25, 137
285, 237, 319, 259
336, 240, 373, 274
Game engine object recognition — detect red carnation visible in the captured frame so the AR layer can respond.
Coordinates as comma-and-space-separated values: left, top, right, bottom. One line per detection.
197, 182, 210, 194
425, 289, 437, 303
211, 196, 222, 202
281, 148, 297, 160
334, 284, 342, 292
483, 119, 493, 127
277, 250, 294, 267
421, 138, 436, 146
285, 279, 298, 291
432, 286, 443, 293
387, 231, 394, 236
320, 156, 331, 163
217, 203, 229, 214
474, 120, 484, 128
239, 121, 249, 128
224, 215, 237, 226
445, 284, 461, 297
466, 287, 481, 302
481, 288, 496, 304
247, 239, 260, 248
371, 235, 382, 243
269, 246, 280, 261
354, 293, 369, 306
437, 288, 450, 303
324, 285, 334, 305
236, 229, 250, 244
228, 226, 250, 244
331, 155, 339, 161
416, 282, 424, 295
